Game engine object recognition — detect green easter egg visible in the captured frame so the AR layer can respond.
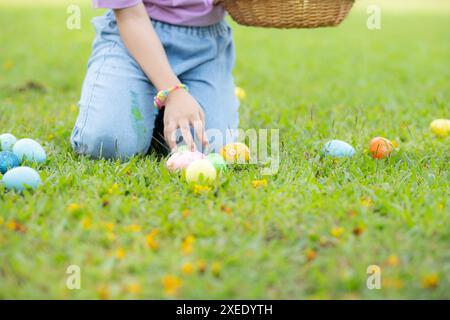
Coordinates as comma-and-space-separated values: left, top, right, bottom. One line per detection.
205, 153, 227, 172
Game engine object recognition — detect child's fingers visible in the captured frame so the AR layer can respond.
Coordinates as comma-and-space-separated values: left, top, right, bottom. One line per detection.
192, 119, 209, 147
196, 109, 208, 146
164, 123, 178, 151
198, 109, 206, 124
179, 121, 195, 151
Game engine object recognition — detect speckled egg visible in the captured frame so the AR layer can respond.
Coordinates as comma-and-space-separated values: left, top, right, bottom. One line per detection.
2, 166, 42, 192
205, 153, 227, 172
0, 151, 20, 174
12, 138, 46, 164
166, 151, 205, 172
220, 142, 250, 163
369, 137, 394, 159
430, 119, 450, 138
322, 140, 355, 158
0, 133, 17, 151
185, 159, 217, 184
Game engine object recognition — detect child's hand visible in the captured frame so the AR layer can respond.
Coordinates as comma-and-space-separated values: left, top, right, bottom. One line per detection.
163, 89, 209, 151
114, 5, 208, 152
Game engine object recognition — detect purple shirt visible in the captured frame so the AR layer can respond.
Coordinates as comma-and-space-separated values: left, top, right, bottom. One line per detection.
93, 0, 225, 26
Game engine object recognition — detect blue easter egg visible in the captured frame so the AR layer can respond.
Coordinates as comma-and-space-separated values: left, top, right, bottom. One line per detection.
0, 133, 17, 151
322, 140, 355, 158
2, 166, 42, 192
0, 151, 20, 174
12, 138, 46, 164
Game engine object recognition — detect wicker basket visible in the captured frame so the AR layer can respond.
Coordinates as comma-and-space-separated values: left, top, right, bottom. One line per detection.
217, 0, 355, 29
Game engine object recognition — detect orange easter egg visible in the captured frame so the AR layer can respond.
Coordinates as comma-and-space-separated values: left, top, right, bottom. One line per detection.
219, 142, 250, 163
369, 137, 394, 159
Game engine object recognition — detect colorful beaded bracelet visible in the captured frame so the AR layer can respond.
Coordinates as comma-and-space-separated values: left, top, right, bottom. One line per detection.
153, 84, 189, 110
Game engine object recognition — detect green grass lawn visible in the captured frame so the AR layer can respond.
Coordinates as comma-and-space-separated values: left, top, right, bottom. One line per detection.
0, 1, 449, 299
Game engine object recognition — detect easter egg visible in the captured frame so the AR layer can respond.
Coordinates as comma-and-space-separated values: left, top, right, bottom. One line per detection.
235, 86, 246, 101
12, 138, 46, 164
166, 151, 205, 172
2, 166, 42, 192
0, 151, 20, 174
322, 140, 355, 158
430, 119, 450, 138
369, 137, 394, 159
205, 153, 227, 172
0, 133, 17, 151
220, 143, 250, 163
185, 159, 217, 184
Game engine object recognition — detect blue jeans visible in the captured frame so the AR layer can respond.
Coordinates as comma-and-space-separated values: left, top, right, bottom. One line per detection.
71, 10, 239, 159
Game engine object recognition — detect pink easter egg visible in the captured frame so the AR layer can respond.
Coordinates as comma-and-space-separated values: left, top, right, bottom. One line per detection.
166, 151, 205, 172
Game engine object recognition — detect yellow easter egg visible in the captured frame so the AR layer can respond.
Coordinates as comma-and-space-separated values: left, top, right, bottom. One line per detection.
235, 86, 246, 101
185, 159, 216, 184
430, 119, 450, 138
220, 142, 250, 163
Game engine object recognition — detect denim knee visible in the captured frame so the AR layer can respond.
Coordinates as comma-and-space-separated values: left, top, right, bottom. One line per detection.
71, 125, 144, 160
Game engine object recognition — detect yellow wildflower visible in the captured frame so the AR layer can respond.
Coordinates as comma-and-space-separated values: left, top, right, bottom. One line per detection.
235, 86, 246, 101
70, 104, 78, 113
182, 209, 191, 218
146, 229, 159, 250
125, 224, 141, 232
106, 232, 116, 242
252, 179, 268, 188
422, 274, 439, 289
182, 244, 193, 255
97, 285, 110, 300
360, 197, 374, 207
182, 235, 195, 255
386, 254, 400, 267
125, 282, 142, 295
104, 222, 115, 232
347, 209, 358, 218
184, 235, 195, 244
382, 278, 404, 290
6, 220, 17, 230
67, 203, 80, 213
162, 275, 182, 296
220, 205, 232, 215
306, 249, 317, 262
81, 217, 92, 230
391, 140, 400, 148
330, 226, 344, 238
197, 260, 207, 273
193, 184, 212, 195
107, 183, 119, 195
115, 247, 126, 260
182, 262, 194, 275
211, 262, 222, 277
6, 219, 26, 233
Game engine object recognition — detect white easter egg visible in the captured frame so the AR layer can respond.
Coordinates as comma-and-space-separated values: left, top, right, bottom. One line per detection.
0, 133, 17, 151
12, 138, 46, 164
2, 166, 42, 192
322, 140, 355, 158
